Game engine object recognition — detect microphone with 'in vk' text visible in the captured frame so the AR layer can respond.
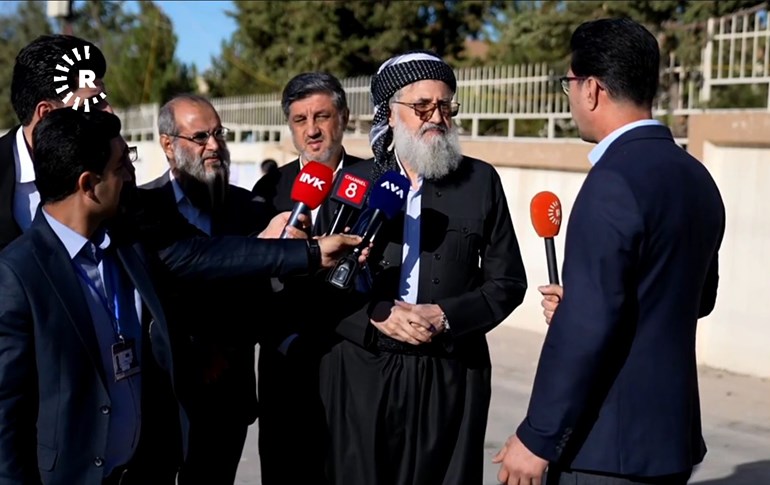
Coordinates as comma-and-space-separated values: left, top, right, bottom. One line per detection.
280, 161, 334, 238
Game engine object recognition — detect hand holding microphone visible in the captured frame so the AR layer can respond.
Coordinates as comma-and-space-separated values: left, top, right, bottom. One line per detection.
281, 161, 334, 238
327, 170, 410, 290
531, 191, 563, 325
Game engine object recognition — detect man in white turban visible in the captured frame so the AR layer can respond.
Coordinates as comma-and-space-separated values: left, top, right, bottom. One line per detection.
319, 50, 528, 485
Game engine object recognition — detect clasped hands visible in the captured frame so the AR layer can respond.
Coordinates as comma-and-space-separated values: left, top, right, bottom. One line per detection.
258, 211, 369, 268
370, 300, 446, 345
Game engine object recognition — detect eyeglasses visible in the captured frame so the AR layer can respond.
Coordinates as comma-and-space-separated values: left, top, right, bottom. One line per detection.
559, 76, 587, 95
392, 100, 460, 121
165, 127, 231, 146
127, 146, 138, 163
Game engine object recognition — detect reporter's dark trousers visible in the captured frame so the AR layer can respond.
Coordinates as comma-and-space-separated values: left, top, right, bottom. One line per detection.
546, 467, 692, 485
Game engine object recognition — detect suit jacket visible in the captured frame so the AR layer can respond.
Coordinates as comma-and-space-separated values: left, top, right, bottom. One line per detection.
254, 154, 369, 346
517, 125, 725, 477
253, 154, 368, 237
0, 126, 23, 250
335, 156, 527, 366
0, 207, 317, 484
140, 172, 272, 423
0, 213, 182, 484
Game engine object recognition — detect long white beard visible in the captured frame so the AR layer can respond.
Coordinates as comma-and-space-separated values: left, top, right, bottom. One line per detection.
393, 121, 462, 180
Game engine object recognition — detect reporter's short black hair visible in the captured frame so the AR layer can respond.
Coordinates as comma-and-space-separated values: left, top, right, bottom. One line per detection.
11, 35, 107, 125
32, 109, 121, 203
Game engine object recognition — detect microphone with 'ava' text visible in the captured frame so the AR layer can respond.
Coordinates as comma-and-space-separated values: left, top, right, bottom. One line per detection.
280, 161, 334, 238
530, 191, 563, 285
327, 170, 410, 290
326, 171, 371, 235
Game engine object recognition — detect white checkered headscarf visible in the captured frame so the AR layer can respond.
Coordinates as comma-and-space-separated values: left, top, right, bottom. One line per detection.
369, 51, 456, 177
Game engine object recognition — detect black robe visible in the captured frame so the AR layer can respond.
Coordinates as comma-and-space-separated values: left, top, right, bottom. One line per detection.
321, 156, 528, 485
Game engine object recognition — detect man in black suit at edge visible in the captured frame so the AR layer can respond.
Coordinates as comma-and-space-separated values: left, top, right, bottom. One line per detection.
0, 35, 112, 250
141, 93, 279, 485
251, 72, 367, 484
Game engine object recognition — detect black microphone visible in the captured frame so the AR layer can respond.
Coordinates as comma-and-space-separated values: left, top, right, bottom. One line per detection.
327, 170, 410, 290
280, 161, 334, 238
326, 171, 371, 235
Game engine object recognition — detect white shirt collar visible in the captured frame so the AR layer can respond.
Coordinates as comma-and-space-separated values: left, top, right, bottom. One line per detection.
42, 207, 111, 260
14, 127, 36, 183
300, 153, 345, 175
394, 151, 423, 189
588, 119, 664, 166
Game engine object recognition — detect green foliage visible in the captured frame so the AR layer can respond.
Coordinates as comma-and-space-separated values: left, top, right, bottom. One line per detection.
205, 0, 503, 97
488, 0, 767, 112
71, 1, 196, 107
489, 0, 766, 68
707, 84, 770, 109
2, 0, 766, 128
0, 0, 195, 129
0, 0, 52, 128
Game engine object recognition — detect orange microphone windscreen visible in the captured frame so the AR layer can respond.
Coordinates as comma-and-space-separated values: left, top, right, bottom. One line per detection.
530, 191, 562, 238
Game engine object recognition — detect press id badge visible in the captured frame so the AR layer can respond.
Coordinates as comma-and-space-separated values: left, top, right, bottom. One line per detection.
111, 338, 140, 381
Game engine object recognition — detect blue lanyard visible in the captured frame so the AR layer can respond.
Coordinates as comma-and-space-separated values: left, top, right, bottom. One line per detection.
73, 256, 123, 339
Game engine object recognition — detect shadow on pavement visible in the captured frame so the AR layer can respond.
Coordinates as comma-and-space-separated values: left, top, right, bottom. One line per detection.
693, 460, 770, 484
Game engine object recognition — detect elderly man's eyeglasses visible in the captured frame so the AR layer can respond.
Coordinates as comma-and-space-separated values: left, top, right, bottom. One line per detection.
165, 127, 231, 146
392, 101, 460, 121
559, 76, 587, 95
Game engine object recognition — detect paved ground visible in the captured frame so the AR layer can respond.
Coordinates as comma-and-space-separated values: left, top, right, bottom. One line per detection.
235, 325, 770, 484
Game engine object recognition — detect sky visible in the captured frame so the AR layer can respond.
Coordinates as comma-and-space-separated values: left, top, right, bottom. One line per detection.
133, 1, 237, 72
4, 0, 237, 72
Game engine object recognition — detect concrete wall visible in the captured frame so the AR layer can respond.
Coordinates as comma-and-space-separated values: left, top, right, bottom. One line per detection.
696, 143, 770, 378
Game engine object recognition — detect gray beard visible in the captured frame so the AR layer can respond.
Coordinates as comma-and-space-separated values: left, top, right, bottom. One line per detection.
393, 121, 462, 180
173, 143, 231, 210
300, 146, 334, 164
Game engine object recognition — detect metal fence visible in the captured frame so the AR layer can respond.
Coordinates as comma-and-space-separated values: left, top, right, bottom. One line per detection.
116, 4, 770, 143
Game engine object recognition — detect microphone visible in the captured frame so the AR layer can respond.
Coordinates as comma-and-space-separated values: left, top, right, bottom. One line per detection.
327, 170, 410, 290
326, 171, 371, 235
530, 191, 562, 285
281, 161, 334, 238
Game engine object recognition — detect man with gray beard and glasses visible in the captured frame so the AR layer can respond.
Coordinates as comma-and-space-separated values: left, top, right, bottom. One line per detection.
319, 51, 528, 485
142, 94, 284, 485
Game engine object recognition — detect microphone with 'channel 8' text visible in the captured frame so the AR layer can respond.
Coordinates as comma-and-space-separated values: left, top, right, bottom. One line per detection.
280, 161, 334, 238
326, 170, 371, 235
327, 170, 410, 290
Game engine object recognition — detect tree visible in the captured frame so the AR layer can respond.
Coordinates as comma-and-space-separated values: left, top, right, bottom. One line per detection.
0, 0, 52, 128
71, 0, 196, 107
205, 0, 502, 97
488, 0, 766, 68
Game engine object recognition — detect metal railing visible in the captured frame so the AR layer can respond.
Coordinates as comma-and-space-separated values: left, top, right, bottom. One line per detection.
114, 5, 769, 143
701, 3, 770, 104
